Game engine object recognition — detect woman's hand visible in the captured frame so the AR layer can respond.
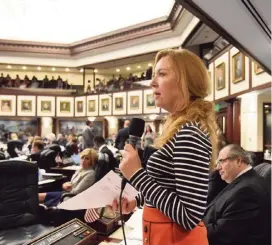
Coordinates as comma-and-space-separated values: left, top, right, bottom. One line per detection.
62, 182, 72, 191
120, 144, 142, 180
107, 197, 136, 214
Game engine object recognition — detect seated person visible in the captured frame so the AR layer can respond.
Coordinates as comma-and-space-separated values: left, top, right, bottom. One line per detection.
203, 144, 271, 245
38, 148, 97, 207
66, 135, 78, 156
22, 136, 34, 155
28, 140, 44, 163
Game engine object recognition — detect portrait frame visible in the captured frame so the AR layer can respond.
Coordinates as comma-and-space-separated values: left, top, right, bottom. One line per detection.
254, 62, 264, 75
144, 89, 160, 114
232, 52, 245, 83
127, 90, 142, 114
87, 95, 98, 116
17, 95, 36, 116
99, 94, 112, 116
215, 62, 226, 91
0, 95, 16, 116
37, 96, 55, 117
56, 97, 74, 117
113, 92, 126, 115
75, 96, 86, 117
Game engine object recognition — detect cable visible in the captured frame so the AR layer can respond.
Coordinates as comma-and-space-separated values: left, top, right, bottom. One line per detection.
119, 186, 127, 245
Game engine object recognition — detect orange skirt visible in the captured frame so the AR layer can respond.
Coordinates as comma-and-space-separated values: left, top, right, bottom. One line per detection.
142, 206, 208, 245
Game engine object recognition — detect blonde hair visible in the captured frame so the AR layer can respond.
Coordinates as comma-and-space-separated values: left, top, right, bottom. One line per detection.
153, 49, 218, 169
80, 148, 98, 167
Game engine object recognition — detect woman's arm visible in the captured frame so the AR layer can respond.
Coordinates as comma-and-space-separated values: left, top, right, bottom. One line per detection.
130, 126, 211, 230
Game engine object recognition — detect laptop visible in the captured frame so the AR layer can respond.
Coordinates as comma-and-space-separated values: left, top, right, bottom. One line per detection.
71, 154, 81, 165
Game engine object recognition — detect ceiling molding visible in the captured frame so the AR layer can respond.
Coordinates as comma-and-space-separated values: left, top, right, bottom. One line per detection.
0, 2, 183, 57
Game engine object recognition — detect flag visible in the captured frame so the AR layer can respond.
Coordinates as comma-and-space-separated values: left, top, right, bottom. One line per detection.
84, 208, 100, 223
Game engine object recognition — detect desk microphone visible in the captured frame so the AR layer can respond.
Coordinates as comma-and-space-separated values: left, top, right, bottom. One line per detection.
121, 118, 145, 190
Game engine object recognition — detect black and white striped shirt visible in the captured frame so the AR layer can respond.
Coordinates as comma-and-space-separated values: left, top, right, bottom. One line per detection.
130, 121, 212, 230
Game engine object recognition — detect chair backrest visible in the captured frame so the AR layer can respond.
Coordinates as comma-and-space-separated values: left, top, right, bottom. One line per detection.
40, 149, 57, 171
44, 144, 61, 154
7, 140, 23, 158
0, 160, 39, 230
254, 163, 271, 195
95, 153, 111, 182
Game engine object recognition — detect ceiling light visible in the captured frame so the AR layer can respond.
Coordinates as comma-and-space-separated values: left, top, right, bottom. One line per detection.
94, 69, 98, 73
80, 68, 84, 72
126, 67, 131, 71
37, 66, 41, 70
52, 67, 56, 71
137, 66, 141, 69
148, 63, 152, 67
7, 65, 12, 69
65, 68, 70, 72
116, 69, 120, 72
22, 66, 27, 70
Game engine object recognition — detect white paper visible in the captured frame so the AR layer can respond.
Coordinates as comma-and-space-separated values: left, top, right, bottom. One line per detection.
58, 170, 139, 210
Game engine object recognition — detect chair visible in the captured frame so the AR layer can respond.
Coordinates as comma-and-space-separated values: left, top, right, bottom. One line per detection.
0, 160, 54, 245
44, 144, 61, 155
254, 163, 271, 195
39, 149, 57, 171
7, 140, 23, 158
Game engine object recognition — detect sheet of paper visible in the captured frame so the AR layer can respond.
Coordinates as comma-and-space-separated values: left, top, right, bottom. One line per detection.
58, 170, 139, 210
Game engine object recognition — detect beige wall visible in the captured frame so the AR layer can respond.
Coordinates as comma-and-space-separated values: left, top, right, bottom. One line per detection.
240, 90, 271, 152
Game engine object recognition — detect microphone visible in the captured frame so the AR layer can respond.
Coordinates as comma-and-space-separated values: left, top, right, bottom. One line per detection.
121, 118, 145, 190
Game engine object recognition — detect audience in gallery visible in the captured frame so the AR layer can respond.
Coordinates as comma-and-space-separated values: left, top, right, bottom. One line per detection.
0, 66, 152, 94
0, 73, 71, 90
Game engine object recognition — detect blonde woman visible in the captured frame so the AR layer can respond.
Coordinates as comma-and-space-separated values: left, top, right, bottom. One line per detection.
111, 49, 218, 245
39, 148, 97, 207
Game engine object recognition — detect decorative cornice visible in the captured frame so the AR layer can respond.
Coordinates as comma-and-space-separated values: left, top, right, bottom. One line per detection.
0, 3, 183, 57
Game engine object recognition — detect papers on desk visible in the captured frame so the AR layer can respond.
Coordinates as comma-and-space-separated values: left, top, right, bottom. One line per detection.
42, 173, 63, 177
109, 209, 143, 245
62, 165, 81, 171
58, 170, 139, 210
38, 179, 55, 185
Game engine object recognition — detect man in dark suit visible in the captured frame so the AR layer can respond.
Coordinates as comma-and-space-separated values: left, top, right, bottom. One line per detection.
94, 136, 118, 171
115, 120, 130, 150
82, 120, 95, 149
203, 144, 270, 245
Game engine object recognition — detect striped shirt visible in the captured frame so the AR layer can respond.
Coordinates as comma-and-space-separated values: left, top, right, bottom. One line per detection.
130, 121, 212, 230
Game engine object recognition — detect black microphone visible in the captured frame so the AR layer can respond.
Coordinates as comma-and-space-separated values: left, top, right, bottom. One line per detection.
121, 118, 145, 190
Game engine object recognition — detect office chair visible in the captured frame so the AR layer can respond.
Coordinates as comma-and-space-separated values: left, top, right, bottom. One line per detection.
0, 160, 54, 245
7, 140, 23, 158
254, 162, 271, 195
39, 149, 57, 171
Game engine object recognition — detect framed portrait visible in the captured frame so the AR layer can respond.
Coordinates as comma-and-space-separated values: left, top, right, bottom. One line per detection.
215, 62, 226, 91
37, 96, 55, 117
0, 95, 16, 116
56, 97, 74, 117
87, 95, 98, 116
99, 94, 112, 116
75, 96, 86, 117
254, 62, 264, 75
17, 95, 36, 116
144, 89, 160, 114
128, 90, 142, 114
232, 52, 245, 83
113, 92, 126, 115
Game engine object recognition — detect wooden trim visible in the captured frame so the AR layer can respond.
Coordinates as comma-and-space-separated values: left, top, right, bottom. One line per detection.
177, 0, 271, 74
228, 48, 231, 96
215, 81, 271, 103
249, 58, 253, 89
213, 62, 215, 101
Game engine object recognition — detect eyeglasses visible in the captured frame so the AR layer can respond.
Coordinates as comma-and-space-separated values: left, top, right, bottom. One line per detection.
216, 157, 231, 166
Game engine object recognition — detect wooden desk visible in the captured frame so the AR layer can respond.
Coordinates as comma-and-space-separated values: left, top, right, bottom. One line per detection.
50, 166, 80, 179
